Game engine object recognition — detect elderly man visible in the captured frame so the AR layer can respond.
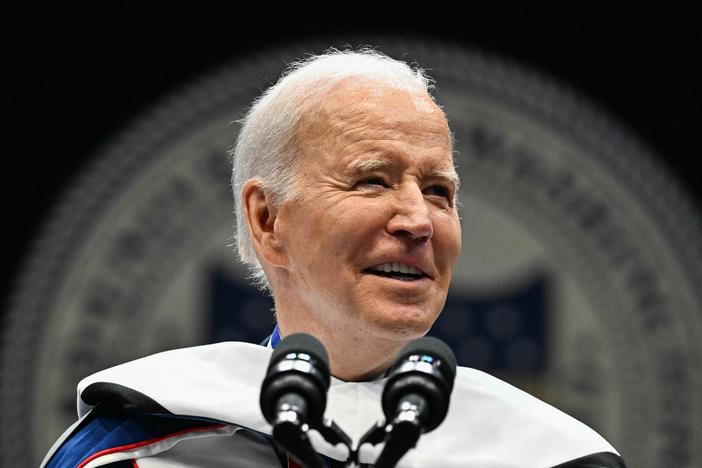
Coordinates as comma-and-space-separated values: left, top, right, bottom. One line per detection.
42, 50, 625, 467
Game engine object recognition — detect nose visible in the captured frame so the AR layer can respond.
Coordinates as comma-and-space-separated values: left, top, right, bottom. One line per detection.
386, 185, 433, 241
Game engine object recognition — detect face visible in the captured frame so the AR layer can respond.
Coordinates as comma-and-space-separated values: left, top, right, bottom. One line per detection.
274, 82, 461, 343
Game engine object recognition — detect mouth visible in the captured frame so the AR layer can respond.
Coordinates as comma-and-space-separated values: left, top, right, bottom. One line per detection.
363, 262, 429, 282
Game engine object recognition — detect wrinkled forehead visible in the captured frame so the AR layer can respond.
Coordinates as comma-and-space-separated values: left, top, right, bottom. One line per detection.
295, 78, 452, 151
326, 78, 440, 113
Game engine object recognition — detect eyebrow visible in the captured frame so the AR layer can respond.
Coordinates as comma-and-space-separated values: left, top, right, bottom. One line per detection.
428, 168, 461, 191
350, 158, 460, 190
353, 158, 390, 172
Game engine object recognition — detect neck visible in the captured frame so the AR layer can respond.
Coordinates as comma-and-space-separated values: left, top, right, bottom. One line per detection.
274, 312, 408, 382
268, 275, 417, 381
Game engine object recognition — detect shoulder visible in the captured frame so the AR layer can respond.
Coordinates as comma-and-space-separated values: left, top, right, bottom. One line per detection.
42, 341, 278, 467
42, 403, 285, 468
41, 402, 235, 467
75, 342, 272, 421
409, 367, 624, 467
453, 367, 611, 439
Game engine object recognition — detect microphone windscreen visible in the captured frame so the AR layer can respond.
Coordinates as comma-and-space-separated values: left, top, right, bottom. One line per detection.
270, 333, 330, 371
394, 336, 457, 387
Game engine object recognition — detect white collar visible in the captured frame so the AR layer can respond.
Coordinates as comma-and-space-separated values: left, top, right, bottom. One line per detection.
77, 341, 617, 466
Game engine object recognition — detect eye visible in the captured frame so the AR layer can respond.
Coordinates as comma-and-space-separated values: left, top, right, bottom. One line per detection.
424, 185, 451, 199
423, 185, 454, 208
357, 177, 389, 188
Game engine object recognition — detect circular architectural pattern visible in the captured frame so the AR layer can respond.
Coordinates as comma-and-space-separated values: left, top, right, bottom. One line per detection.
1, 38, 700, 467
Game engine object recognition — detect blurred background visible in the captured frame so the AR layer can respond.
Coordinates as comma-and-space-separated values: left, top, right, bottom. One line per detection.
2, 6, 700, 467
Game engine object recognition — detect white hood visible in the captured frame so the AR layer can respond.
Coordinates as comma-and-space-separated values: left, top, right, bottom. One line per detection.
74, 341, 618, 467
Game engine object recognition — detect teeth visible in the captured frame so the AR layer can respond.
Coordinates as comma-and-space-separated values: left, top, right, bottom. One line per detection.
371, 263, 422, 275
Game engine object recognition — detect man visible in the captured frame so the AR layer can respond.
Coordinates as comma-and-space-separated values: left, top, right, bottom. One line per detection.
42, 49, 625, 467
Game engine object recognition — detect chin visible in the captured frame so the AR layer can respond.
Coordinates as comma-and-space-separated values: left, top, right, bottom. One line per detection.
365, 304, 439, 341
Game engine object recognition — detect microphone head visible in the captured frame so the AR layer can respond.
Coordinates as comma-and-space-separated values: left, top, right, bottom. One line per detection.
260, 333, 330, 427
269, 332, 330, 372
392, 336, 456, 388
382, 336, 457, 432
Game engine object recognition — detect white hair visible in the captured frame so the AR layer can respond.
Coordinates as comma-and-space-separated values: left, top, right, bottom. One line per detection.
230, 47, 438, 289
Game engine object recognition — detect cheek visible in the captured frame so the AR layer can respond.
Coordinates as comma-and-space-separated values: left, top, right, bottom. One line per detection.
290, 202, 379, 269
325, 200, 390, 244
434, 215, 462, 265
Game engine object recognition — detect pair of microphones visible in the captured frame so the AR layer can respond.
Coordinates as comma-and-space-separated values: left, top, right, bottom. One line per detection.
259, 334, 457, 468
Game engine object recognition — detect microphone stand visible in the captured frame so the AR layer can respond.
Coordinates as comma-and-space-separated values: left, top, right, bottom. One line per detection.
273, 393, 429, 467
354, 407, 423, 468
273, 413, 353, 468
276, 415, 417, 468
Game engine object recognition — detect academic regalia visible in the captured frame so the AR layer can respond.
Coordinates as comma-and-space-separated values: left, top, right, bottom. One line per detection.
42, 341, 625, 467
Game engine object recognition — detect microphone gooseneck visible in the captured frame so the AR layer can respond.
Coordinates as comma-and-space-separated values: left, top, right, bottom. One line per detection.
371, 336, 457, 468
259, 333, 331, 468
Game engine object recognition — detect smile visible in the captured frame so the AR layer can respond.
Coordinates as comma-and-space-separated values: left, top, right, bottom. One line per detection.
365, 262, 427, 281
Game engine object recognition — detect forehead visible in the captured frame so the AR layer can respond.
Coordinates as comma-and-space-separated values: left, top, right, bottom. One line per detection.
295, 80, 454, 171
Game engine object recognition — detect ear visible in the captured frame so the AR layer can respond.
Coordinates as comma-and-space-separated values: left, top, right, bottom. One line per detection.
242, 179, 288, 268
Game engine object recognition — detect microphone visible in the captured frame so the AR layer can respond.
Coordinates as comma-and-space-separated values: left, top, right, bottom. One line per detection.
373, 336, 457, 468
260, 333, 331, 468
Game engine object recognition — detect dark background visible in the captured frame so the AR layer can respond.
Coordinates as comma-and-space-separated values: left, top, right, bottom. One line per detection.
2, 7, 700, 316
